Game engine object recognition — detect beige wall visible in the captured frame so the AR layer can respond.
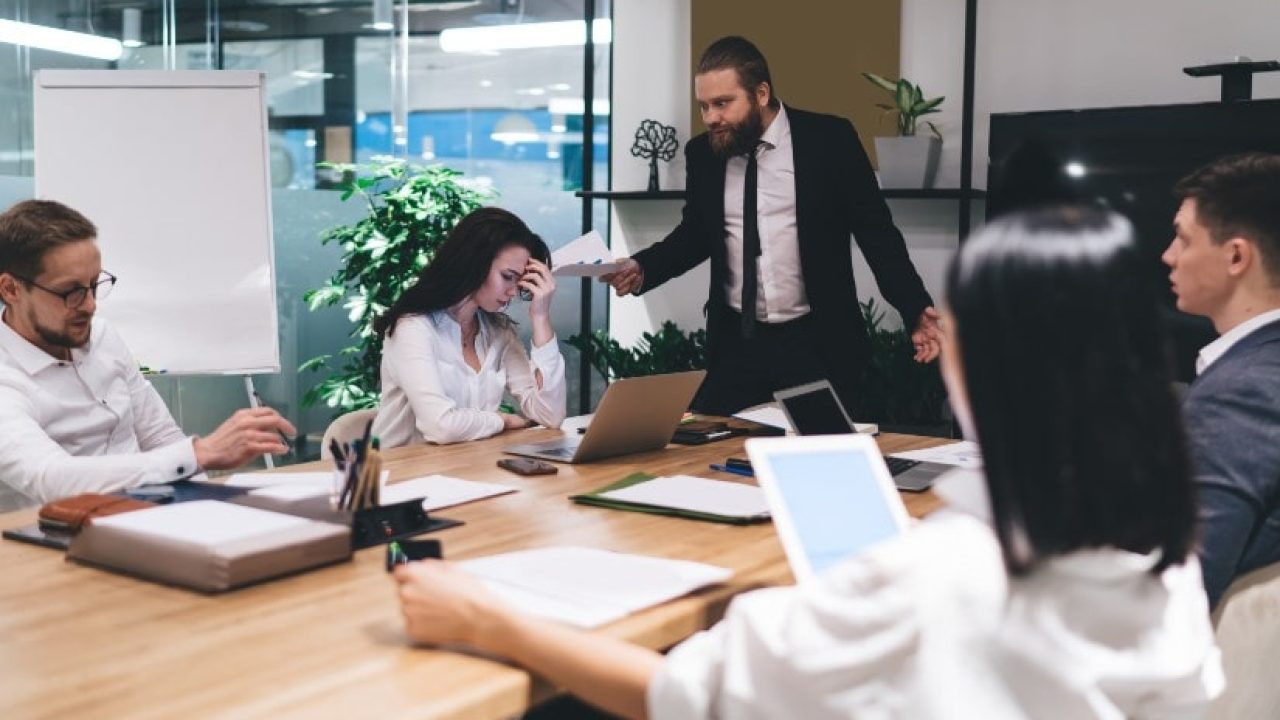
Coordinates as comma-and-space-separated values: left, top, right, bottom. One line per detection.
690, 0, 901, 163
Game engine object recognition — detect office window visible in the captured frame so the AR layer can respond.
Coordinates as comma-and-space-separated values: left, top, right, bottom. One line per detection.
0, 0, 611, 462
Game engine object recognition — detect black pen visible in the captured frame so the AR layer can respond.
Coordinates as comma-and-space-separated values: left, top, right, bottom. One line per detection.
250, 390, 293, 449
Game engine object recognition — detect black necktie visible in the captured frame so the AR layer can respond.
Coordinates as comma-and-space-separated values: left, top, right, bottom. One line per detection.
741, 144, 761, 339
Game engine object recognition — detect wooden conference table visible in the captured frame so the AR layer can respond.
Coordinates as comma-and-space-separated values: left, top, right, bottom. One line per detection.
0, 427, 955, 720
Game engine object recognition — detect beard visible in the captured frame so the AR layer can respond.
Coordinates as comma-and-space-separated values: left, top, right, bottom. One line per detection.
708, 102, 766, 159
33, 311, 92, 350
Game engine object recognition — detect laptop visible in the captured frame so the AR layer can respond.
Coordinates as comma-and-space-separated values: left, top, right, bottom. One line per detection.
504, 370, 706, 464
746, 434, 911, 583
773, 380, 947, 492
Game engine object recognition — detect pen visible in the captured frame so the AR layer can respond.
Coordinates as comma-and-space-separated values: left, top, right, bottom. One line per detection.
709, 463, 754, 477
250, 390, 293, 449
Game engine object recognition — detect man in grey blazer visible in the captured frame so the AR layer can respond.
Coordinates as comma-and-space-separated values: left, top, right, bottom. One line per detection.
1163, 153, 1280, 608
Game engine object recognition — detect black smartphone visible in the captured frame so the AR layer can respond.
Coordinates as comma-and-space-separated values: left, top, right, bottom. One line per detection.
497, 457, 559, 476
386, 538, 443, 572
725, 457, 753, 471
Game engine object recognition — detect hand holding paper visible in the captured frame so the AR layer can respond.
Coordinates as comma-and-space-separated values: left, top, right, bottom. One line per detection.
551, 230, 623, 277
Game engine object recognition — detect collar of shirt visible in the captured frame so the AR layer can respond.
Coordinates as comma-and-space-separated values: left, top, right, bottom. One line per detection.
0, 309, 84, 375
756, 103, 790, 156
1196, 306, 1280, 375
428, 309, 494, 352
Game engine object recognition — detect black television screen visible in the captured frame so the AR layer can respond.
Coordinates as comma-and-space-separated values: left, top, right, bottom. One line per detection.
987, 98, 1280, 380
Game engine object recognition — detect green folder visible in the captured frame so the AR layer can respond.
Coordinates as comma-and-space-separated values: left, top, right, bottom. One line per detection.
571, 472, 771, 525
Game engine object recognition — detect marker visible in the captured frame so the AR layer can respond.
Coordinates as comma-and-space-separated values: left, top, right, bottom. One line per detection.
709, 463, 754, 478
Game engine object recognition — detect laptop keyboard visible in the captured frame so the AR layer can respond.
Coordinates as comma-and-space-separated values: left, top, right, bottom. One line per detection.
885, 457, 921, 477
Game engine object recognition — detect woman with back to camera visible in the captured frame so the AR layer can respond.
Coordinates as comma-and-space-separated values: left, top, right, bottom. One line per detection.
371, 207, 565, 447
391, 206, 1222, 718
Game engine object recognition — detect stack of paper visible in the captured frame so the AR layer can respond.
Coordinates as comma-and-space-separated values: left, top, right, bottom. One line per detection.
379, 475, 517, 511
573, 473, 770, 524
461, 546, 732, 628
550, 230, 622, 277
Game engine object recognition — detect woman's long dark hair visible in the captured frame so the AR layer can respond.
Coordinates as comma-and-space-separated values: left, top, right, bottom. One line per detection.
374, 207, 550, 337
946, 206, 1195, 576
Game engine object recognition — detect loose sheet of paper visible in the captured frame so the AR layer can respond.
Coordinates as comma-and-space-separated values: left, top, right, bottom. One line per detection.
733, 402, 877, 434
91, 500, 309, 546
550, 230, 622, 277
222, 472, 333, 489
461, 546, 732, 628
599, 475, 769, 519
889, 440, 982, 469
380, 475, 517, 511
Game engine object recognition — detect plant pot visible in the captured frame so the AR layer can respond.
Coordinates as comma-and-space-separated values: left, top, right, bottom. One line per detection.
873, 135, 942, 189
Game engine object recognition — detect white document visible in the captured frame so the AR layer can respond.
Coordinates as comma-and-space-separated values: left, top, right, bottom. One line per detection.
734, 403, 877, 434
733, 405, 793, 431
249, 484, 329, 501
90, 500, 310, 547
551, 230, 622, 277
890, 440, 982, 469
224, 470, 389, 490
380, 475, 517, 511
461, 546, 733, 628
600, 475, 769, 519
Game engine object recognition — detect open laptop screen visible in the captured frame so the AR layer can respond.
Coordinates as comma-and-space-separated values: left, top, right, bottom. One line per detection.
776, 384, 854, 435
762, 448, 904, 575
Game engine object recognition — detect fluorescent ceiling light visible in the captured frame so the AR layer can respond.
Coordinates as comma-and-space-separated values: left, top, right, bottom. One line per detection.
292, 70, 335, 80
0, 19, 123, 61
547, 97, 611, 116
1065, 161, 1087, 178
440, 18, 612, 53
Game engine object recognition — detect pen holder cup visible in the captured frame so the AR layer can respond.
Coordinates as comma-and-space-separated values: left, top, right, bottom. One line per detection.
349, 499, 463, 550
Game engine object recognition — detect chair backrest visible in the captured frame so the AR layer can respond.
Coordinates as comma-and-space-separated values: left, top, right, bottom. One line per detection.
1207, 560, 1280, 719
320, 409, 380, 460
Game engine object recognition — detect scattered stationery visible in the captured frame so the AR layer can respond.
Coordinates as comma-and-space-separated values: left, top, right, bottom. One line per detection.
573, 472, 771, 525
460, 545, 732, 628
379, 475, 518, 511
888, 440, 982, 469
549, 230, 623, 277
66, 500, 350, 592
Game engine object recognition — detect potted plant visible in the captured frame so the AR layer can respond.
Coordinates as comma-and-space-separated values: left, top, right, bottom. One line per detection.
568, 321, 707, 380
861, 72, 944, 189
300, 158, 490, 414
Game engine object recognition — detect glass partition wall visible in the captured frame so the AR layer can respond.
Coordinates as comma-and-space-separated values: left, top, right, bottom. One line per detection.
0, 0, 611, 465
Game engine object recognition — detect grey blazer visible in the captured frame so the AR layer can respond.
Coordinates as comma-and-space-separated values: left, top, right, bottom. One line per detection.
1183, 317, 1280, 608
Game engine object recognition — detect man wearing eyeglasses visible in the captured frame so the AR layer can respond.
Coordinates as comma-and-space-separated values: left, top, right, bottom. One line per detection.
0, 199, 295, 507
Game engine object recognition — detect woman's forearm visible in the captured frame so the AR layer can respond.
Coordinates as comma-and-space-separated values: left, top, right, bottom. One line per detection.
474, 607, 664, 720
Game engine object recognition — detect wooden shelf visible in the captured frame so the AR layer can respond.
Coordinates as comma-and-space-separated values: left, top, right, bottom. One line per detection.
575, 190, 687, 200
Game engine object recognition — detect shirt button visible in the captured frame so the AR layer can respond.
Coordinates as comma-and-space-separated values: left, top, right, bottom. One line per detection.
177, 466, 185, 475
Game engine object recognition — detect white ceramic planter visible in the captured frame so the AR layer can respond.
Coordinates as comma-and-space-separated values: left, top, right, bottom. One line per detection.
874, 135, 942, 189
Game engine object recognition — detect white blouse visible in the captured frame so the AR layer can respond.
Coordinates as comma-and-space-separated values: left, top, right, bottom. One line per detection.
372, 311, 566, 447
649, 514, 1223, 720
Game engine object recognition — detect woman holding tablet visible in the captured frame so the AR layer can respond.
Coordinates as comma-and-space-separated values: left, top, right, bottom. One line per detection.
392, 206, 1220, 717
371, 207, 565, 447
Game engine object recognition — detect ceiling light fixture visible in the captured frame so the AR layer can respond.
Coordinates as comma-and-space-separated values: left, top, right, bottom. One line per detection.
490, 113, 539, 145
547, 97, 611, 116
367, 0, 394, 31
440, 18, 611, 53
0, 19, 123, 61
121, 8, 142, 48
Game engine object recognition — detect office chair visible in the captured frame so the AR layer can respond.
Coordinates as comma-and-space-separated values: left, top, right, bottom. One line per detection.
320, 409, 380, 461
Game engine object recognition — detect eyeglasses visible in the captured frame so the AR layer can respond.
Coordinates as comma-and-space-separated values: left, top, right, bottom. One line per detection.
14, 271, 117, 309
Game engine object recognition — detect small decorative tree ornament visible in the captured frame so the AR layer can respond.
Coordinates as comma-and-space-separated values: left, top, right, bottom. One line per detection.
630, 119, 679, 191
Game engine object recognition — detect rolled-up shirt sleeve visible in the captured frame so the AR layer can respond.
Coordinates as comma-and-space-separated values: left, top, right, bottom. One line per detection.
0, 371, 197, 503
503, 331, 566, 429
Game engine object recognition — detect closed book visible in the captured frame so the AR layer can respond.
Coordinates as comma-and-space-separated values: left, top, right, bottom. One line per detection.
67, 501, 351, 592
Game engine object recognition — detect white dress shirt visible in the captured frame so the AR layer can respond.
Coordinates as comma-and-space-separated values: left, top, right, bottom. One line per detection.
724, 105, 810, 322
372, 311, 566, 447
1196, 307, 1280, 375
0, 314, 197, 507
649, 514, 1222, 720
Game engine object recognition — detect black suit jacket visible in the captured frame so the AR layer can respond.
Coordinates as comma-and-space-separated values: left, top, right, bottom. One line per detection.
633, 105, 933, 405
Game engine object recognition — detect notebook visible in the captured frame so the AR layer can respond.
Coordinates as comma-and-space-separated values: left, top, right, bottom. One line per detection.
573, 472, 770, 524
